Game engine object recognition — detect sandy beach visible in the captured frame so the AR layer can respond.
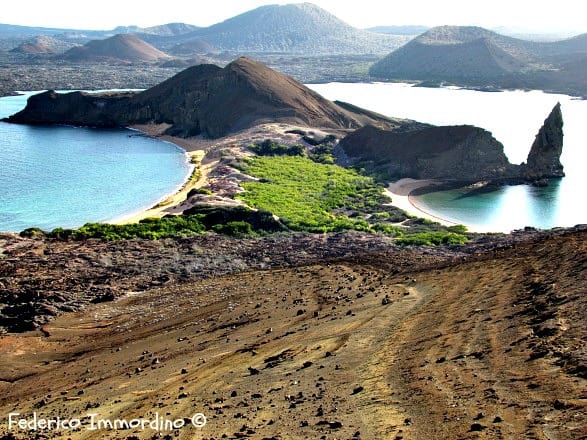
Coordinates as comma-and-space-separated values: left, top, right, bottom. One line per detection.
385, 178, 461, 227
113, 124, 211, 224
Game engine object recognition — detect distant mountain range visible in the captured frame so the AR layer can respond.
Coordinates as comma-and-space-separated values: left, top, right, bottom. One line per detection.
0, 22, 199, 40
3, 6, 587, 95
1, 3, 410, 56
170, 3, 407, 55
370, 26, 587, 96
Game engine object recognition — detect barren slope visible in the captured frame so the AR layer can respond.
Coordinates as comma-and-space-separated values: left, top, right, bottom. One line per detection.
0, 229, 584, 439
62, 34, 171, 63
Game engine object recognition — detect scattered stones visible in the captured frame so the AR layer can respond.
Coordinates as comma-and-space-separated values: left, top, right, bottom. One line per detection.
352, 386, 364, 395
470, 423, 486, 432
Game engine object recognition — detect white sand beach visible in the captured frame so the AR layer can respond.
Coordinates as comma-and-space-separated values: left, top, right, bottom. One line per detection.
385, 178, 460, 227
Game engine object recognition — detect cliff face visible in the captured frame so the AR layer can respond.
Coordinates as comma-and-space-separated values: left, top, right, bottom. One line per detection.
6, 90, 135, 127
338, 103, 564, 183
523, 103, 564, 179
4, 58, 398, 138
339, 124, 514, 180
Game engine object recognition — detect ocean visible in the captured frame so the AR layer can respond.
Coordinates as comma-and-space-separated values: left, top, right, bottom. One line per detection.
0, 92, 191, 232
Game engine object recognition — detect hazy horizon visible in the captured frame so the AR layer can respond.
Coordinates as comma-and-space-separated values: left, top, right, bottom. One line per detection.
2, 0, 585, 36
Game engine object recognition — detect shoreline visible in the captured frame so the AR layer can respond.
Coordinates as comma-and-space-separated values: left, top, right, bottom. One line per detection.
111, 124, 206, 225
386, 178, 481, 230
385, 179, 457, 227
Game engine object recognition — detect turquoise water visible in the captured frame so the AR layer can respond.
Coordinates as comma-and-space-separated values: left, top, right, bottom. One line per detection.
309, 83, 587, 232
0, 92, 191, 232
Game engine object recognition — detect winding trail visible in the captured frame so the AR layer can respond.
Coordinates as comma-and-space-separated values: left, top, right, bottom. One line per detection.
1, 231, 585, 439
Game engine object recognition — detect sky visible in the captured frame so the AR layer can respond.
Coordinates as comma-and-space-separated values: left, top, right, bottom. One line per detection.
2, 0, 586, 35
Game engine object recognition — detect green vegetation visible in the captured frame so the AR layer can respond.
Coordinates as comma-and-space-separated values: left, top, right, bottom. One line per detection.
249, 139, 305, 157
309, 143, 336, 164
212, 221, 254, 237
237, 154, 469, 245
446, 224, 468, 233
396, 231, 469, 246
40, 205, 287, 241
238, 155, 405, 233
49, 216, 206, 241
187, 187, 213, 197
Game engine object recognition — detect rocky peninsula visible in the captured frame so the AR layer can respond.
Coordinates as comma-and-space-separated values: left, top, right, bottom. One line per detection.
338, 102, 564, 184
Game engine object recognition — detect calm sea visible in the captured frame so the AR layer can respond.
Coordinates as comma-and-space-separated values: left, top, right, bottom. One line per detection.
309, 83, 587, 232
0, 92, 191, 232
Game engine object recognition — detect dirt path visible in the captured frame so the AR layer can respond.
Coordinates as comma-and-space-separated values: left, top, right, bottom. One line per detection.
0, 231, 585, 439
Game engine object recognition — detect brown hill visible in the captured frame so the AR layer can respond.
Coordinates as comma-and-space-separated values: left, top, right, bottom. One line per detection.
370, 25, 587, 96
10, 35, 78, 54
5, 57, 403, 138
62, 34, 171, 63
370, 26, 535, 83
169, 38, 217, 56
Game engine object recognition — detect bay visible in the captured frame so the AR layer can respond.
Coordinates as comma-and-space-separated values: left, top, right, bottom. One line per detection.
309, 82, 587, 232
0, 92, 191, 232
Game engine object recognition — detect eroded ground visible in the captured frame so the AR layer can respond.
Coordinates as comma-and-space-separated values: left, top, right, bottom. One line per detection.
0, 229, 585, 439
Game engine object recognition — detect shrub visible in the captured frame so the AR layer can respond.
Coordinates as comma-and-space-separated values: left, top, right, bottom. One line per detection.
187, 187, 213, 197
212, 221, 254, 237
446, 224, 468, 233
396, 232, 468, 246
249, 139, 306, 157
49, 216, 207, 241
238, 156, 389, 233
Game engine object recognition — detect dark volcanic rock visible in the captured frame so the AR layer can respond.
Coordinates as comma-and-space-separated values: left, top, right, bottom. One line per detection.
4, 90, 136, 127
4, 57, 399, 138
338, 124, 514, 180
339, 103, 565, 183
523, 103, 564, 179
